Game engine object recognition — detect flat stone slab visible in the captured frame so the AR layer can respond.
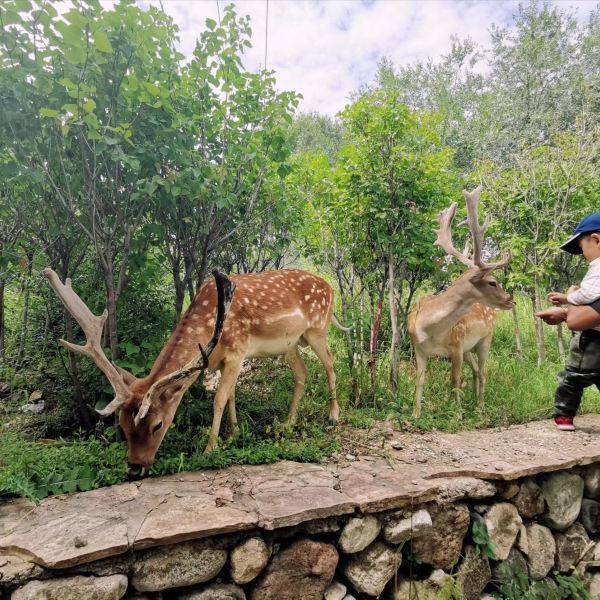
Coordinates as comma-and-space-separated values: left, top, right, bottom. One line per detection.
2, 416, 600, 569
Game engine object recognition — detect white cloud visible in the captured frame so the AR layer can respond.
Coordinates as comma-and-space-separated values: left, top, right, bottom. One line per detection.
140, 0, 597, 115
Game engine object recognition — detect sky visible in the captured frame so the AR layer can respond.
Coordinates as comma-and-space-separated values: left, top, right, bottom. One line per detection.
143, 1, 597, 116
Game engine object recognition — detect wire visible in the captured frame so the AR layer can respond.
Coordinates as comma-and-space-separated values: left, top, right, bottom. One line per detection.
264, 0, 269, 72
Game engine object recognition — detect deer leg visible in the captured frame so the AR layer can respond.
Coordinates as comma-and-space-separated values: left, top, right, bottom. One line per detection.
205, 360, 242, 453
450, 346, 463, 405
464, 352, 479, 399
304, 330, 338, 422
285, 346, 308, 427
226, 388, 240, 438
475, 335, 493, 407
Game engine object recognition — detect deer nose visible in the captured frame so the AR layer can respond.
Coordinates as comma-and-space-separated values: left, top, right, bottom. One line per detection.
127, 463, 147, 479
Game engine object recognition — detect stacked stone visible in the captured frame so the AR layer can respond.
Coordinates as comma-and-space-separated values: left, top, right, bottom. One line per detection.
4, 465, 600, 599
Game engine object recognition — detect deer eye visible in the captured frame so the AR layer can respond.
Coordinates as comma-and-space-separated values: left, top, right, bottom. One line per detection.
152, 421, 163, 434
488, 281, 497, 287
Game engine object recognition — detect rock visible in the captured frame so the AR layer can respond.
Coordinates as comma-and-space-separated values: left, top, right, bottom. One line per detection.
411, 503, 470, 570
343, 541, 402, 596
382, 509, 432, 544
0, 554, 44, 587
324, 581, 347, 600
390, 570, 452, 600
131, 540, 227, 592
492, 547, 528, 582
455, 546, 491, 600
589, 572, 600, 598
342, 597, 356, 600
580, 498, 600, 534
513, 479, 545, 518
229, 537, 270, 584
499, 481, 520, 500
338, 515, 381, 553
251, 538, 338, 600
584, 464, 600, 499
541, 472, 584, 531
11, 574, 128, 600
516, 524, 528, 555
177, 584, 246, 600
523, 524, 556, 580
555, 522, 591, 572
484, 503, 522, 560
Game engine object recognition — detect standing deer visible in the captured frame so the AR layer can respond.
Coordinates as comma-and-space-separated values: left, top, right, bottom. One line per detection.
44, 268, 340, 477
408, 186, 513, 418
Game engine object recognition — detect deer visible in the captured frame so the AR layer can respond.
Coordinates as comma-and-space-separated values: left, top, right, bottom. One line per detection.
43, 268, 340, 478
407, 185, 514, 418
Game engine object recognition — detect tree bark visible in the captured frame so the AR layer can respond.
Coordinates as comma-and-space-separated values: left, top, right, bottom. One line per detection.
532, 290, 546, 367
370, 289, 384, 388
388, 251, 400, 390
511, 304, 523, 358
17, 251, 34, 362
105, 279, 119, 361
0, 278, 5, 358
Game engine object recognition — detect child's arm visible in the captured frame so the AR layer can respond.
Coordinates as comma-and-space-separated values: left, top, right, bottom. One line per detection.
567, 273, 600, 306
548, 292, 569, 305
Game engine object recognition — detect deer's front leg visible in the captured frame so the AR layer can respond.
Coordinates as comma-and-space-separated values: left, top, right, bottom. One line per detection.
450, 346, 463, 405
205, 360, 242, 453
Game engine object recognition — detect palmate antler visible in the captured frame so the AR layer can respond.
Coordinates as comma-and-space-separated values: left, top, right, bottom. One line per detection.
134, 270, 236, 426
434, 185, 510, 271
42, 268, 137, 415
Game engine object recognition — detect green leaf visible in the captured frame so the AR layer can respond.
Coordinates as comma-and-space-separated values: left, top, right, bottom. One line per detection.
93, 30, 113, 53
206, 17, 217, 30
40, 107, 60, 118
83, 99, 96, 113
63, 46, 86, 65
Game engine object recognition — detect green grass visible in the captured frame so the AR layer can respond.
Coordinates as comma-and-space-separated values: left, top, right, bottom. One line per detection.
2, 295, 599, 501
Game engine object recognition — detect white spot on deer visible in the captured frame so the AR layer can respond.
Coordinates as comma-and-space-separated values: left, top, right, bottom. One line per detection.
304, 295, 311, 301
202, 300, 209, 306
244, 297, 250, 304
253, 300, 258, 306
186, 327, 194, 334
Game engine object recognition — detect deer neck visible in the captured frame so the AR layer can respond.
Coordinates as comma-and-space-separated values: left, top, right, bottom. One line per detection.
417, 281, 478, 340
144, 314, 213, 386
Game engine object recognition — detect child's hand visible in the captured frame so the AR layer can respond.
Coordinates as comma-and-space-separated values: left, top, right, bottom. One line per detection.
547, 292, 568, 306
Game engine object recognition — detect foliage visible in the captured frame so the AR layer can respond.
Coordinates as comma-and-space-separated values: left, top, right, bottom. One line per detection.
495, 563, 589, 600
470, 519, 497, 559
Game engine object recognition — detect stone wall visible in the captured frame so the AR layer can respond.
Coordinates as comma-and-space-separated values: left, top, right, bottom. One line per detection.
3, 464, 600, 599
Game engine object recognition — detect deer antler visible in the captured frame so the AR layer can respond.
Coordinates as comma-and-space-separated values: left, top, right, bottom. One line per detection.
43, 268, 137, 415
435, 185, 510, 271
134, 270, 236, 426
434, 202, 476, 268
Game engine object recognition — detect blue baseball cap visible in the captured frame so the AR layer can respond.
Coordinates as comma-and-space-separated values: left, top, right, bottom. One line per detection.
561, 212, 600, 254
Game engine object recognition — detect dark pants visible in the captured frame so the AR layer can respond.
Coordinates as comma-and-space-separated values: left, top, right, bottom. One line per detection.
555, 330, 600, 418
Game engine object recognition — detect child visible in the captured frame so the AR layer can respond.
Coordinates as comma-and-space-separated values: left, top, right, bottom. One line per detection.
547, 212, 600, 431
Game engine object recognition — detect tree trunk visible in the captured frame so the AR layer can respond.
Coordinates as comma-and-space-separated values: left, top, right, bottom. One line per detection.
388, 251, 400, 391
511, 304, 523, 359
532, 291, 546, 367
334, 266, 358, 404
370, 291, 383, 388
17, 252, 34, 362
0, 277, 5, 358
106, 280, 119, 361
64, 308, 93, 429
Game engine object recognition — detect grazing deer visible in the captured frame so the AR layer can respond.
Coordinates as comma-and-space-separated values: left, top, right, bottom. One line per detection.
44, 268, 340, 477
408, 186, 513, 418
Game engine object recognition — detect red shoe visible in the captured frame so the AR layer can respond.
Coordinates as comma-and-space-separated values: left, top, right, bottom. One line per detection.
554, 416, 575, 431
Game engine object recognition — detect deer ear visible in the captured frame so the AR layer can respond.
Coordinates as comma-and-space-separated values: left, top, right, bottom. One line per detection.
469, 266, 496, 283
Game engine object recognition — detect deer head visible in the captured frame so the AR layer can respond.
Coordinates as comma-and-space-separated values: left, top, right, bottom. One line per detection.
434, 185, 513, 310
43, 268, 235, 478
